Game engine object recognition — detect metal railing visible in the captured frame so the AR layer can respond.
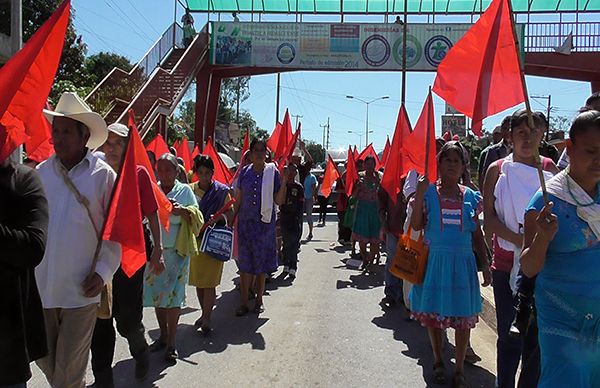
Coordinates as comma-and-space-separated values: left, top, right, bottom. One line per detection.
524, 22, 600, 52
85, 23, 184, 116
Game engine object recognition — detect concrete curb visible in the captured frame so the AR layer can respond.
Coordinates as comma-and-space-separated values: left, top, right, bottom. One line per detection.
479, 273, 497, 333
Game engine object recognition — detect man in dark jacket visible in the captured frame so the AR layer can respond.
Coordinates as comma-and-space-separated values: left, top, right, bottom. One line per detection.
0, 159, 49, 386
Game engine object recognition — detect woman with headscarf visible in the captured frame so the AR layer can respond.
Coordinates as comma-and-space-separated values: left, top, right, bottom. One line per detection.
521, 110, 600, 387
233, 139, 287, 316
188, 155, 233, 335
144, 153, 200, 363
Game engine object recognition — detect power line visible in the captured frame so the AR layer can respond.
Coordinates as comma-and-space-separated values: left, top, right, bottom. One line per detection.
103, 0, 154, 45
125, 0, 162, 35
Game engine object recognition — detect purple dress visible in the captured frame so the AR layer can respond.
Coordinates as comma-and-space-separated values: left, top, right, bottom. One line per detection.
236, 164, 281, 274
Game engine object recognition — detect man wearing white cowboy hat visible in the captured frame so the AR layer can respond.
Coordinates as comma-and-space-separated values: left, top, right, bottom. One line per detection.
35, 92, 121, 388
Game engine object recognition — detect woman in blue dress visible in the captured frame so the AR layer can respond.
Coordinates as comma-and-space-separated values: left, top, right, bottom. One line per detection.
144, 153, 199, 362
521, 110, 600, 388
410, 141, 492, 388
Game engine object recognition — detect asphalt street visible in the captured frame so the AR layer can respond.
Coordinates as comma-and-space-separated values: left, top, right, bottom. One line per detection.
29, 215, 497, 387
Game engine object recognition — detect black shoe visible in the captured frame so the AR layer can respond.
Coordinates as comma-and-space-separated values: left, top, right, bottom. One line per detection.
200, 325, 212, 337
509, 294, 533, 338
235, 305, 249, 316
89, 369, 114, 388
149, 339, 167, 352
134, 349, 150, 381
381, 295, 397, 308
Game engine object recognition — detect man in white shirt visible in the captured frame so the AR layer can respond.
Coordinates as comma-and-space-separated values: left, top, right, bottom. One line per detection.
35, 93, 121, 388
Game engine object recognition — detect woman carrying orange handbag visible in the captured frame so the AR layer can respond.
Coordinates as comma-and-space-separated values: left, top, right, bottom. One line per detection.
409, 141, 492, 388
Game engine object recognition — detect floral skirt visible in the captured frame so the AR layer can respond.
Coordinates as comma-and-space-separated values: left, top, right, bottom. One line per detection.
411, 312, 479, 330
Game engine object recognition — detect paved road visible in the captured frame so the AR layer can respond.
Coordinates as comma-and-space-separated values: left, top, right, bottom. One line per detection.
30, 216, 497, 387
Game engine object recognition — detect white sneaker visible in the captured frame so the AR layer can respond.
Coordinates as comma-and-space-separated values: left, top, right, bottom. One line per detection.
283, 266, 289, 273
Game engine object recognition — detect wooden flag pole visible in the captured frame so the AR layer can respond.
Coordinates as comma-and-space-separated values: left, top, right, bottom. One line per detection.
507, 0, 549, 203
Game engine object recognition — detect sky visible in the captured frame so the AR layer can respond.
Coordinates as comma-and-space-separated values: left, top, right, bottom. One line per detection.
71, 0, 594, 153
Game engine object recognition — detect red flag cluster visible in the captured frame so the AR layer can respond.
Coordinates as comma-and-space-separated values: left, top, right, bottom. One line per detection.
268, 109, 302, 170
146, 133, 170, 160
203, 137, 233, 185
357, 143, 381, 170
0, 0, 70, 162
173, 137, 193, 171
380, 90, 436, 204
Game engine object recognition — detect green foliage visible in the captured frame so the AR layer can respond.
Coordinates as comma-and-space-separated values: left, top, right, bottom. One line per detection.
241, 127, 270, 143
304, 140, 325, 164
49, 80, 92, 107
84, 52, 133, 85
550, 115, 571, 133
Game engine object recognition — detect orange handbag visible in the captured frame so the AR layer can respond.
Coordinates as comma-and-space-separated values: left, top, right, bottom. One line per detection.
389, 229, 429, 285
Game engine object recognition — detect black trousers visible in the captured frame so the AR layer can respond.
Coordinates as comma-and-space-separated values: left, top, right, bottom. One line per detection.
281, 227, 302, 271
90, 265, 147, 378
337, 211, 352, 242
317, 196, 328, 222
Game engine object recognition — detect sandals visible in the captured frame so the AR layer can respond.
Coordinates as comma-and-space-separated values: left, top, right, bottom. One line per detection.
464, 346, 482, 364
253, 303, 265, 314
453, 372, 469, 388
149, 339, 166, 353
433, 362, 447, 384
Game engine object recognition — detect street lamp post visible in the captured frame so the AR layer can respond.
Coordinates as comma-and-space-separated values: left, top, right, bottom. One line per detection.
348, 130, 373, 149
346, 95, 389, 145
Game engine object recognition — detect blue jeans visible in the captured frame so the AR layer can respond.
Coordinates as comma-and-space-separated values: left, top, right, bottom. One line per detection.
384, 232, 403, 302
492, 270, 522, 388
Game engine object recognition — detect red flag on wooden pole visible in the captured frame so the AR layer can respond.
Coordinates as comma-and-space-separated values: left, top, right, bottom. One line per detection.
102, 123, 146, 277
145, 134, 170, 159
402, 89, 437, 182
321, 155, 340, 198
381, 104, 412, 204
380, 136, 391, 167
173, 137, 192, 172
358, 143, 381, 170
274, 109, 293, 161
203, 137, 233, 185
128, 110, 172, 230
267, 121, 282, 152
432, 0, 525, 136
0, 0, 70, 162
278, 122, 301, 171
345, 145, 359, 197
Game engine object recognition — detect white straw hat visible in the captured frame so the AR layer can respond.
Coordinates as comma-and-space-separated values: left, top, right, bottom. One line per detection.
43, 92, 108, 149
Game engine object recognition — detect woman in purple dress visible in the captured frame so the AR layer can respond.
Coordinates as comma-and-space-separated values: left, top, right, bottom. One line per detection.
233, 139, 288, 316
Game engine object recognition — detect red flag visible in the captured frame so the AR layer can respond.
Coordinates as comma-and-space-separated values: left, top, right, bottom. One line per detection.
191, 145, 200, 160
274, 109, 293, 161
173, 137, 192, 171
321, 155, 340, 198
432, 0, 525, 136
232, 130, 250, 182
146, 134, 170, 159
128, 111, 172, 230
102, 123, 146, 277
0, 0, 70, 162
381, 105, 412, 204
381, 136, 391, 167
203, 137, 233, 185
403, 90, 437, 182
267, 121, 282, 152
278, 123, 301, 171
25, 111, 54, 162
358, 143, 381, 170
352, 145, 359, 161
345, 145, 359, 197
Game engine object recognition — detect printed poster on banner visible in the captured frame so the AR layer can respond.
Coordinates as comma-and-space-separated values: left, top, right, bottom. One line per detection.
210, 22, 524, 71
441, 115, 467, 138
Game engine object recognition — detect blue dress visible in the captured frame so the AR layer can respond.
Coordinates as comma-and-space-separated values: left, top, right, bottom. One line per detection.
410, 184, 482, 329
527, 188, 600, 388
144, 180, 198, 308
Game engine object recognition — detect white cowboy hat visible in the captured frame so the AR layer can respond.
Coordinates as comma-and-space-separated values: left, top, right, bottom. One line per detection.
43, 92, 108, 149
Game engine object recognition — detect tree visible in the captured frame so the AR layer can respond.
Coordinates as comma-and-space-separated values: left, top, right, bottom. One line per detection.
241, 127, 269, 143
84, 52, 133, 85
304, 140, 325, 164
550, 114, 571, 133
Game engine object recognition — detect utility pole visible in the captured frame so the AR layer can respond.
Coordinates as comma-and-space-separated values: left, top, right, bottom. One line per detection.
292, 114, 303, 130
275, 73, 281, 125
531, 94, 552, 141
319, 117, 330, 152
236, 77, 241, 125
